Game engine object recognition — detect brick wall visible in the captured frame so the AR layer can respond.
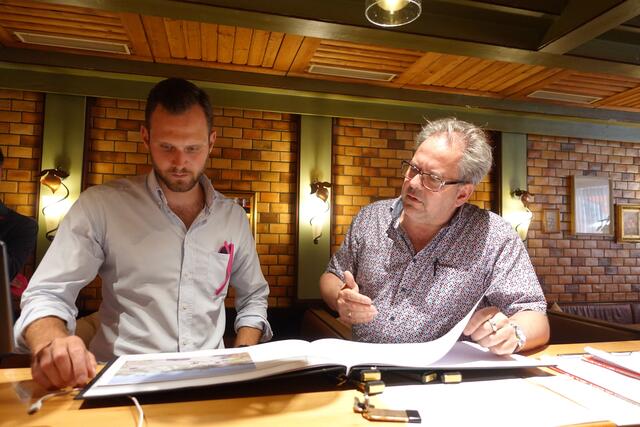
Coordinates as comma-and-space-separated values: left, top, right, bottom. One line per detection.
81, 98, 298, 310
0, 89, 43, 278
527, 134, 640, 303
330, 118, 495, 254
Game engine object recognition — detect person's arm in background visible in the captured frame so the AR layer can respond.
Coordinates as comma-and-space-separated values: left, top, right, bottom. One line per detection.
4, 211, 37, 280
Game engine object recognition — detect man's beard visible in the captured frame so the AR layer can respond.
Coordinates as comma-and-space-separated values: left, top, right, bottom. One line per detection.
154, 166, 203, 193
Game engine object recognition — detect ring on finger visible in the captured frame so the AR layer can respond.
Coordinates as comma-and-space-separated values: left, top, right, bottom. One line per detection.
487, 318, 498, 333
348, 311, 352, 318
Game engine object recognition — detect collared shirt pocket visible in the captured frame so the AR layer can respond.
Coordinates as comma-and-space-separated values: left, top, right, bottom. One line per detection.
208, 251, 232, 298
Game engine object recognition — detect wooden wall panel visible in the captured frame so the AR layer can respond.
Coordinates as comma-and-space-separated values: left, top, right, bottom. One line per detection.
2, 1, 640, 114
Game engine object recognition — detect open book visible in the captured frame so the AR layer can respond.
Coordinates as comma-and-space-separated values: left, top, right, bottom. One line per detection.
79, 304, 552, 399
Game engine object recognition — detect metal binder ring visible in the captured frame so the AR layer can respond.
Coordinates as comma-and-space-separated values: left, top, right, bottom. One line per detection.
487, 318, 498, 333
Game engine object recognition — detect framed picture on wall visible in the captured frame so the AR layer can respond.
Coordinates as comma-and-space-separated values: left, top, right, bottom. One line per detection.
542, 209, 560, 233
615, 204, 640, 243
570, 175, 613, 236
223, 191, 257, 237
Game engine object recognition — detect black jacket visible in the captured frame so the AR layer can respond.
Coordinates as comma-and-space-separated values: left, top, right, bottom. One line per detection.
0, 203, 38, 280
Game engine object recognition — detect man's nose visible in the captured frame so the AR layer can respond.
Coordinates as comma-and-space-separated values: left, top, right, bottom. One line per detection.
171, 149, 186, 166
408, 173, 422, 189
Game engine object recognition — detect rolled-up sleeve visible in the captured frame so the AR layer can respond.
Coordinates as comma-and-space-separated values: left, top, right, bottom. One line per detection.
14, 193, 104, 352
229, 206, 272, 342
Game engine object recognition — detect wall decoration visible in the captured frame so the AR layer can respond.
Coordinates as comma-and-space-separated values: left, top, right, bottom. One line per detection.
615, 204, 640, 243
542, 209, 560, 233
570, 176, 613, 236
224, 191, 256, 237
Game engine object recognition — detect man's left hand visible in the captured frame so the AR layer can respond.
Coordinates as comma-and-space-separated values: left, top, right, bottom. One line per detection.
233, 326, 262, 347
462, 306, 519, 355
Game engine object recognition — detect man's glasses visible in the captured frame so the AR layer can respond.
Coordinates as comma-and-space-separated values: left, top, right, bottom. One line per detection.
401, 160, 468, 192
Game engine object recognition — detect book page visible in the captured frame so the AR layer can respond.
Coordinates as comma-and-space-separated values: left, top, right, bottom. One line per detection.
307, 298, 477, 369
84, 340, 315, 398
83, 292, 543, 399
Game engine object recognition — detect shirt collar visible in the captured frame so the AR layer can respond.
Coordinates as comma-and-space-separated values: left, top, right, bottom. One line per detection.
146, 170, 216, 213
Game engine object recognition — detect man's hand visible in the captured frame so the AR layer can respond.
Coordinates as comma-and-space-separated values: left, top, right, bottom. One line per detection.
462, 306, 519, 355
233, 326, 262, 347
336, 271, 378, 325
25, 316, 97, 390
31, 335, 97, 390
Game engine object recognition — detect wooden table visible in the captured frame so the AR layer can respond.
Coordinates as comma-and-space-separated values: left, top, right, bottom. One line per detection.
2, 340, 639, 427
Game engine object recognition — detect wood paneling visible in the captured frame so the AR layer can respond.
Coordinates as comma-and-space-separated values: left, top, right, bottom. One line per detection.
2, 0, 640, 114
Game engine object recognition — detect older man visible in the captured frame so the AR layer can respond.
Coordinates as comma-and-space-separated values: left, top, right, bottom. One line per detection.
16, 78, 271, 389
320, 117, 548, 354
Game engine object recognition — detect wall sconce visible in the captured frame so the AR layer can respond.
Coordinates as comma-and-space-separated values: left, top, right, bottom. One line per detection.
511, 188, 534, 241
309, 180, 332, 244
39, 168, 70, 241
365, 0, 421, 27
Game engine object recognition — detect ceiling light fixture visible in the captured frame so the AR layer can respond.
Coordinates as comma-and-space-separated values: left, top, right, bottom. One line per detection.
365, 0, 422, 27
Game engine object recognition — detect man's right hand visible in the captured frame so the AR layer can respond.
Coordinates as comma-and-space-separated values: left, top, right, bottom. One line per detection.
31, 335, 97, 390
336, 271, 378, 325
25, 317, 97, 390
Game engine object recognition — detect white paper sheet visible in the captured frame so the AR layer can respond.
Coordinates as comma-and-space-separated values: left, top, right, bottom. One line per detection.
380, 378, 616, 427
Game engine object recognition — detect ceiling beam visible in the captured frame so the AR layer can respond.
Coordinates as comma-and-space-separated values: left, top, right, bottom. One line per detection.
31, 0, 640, 79
2, 60, 639, 143
3, 47, 640, 127
539, 0, 640, 54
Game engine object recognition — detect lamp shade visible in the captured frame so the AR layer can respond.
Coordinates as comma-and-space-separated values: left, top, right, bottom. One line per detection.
39, 168, 69, 194
365, 0, 421, 27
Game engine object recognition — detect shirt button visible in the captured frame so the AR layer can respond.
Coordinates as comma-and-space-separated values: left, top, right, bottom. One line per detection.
389, 316, 395, 321
182, 305, 187, 310
412, 258, 417, 263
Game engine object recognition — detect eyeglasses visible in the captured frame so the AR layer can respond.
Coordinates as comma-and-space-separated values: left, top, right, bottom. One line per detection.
401, 160, 468, 192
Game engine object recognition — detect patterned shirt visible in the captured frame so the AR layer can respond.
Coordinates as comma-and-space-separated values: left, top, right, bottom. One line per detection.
326, 198, 546, 343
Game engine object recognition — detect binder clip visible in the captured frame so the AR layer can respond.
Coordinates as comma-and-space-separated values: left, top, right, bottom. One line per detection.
353, 376, 384, 413
357, 380, 385, 395
360, 369, 381, 382
440, 371, 462, 384
353, 377, 421, 423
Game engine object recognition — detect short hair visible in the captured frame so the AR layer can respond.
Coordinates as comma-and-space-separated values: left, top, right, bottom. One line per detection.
416, 117, 492, 185
145, 78, 213, 132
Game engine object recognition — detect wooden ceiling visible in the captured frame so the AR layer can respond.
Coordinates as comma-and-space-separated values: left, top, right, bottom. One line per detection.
2, 0, 640, 114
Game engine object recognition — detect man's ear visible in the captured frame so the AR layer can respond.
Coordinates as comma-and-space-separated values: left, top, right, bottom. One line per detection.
454, 183, 475, 207
208, 130, 216, 153
141, 125, 150, 149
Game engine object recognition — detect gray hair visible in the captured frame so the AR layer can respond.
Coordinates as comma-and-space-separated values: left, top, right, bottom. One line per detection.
416, 117, 492, 185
